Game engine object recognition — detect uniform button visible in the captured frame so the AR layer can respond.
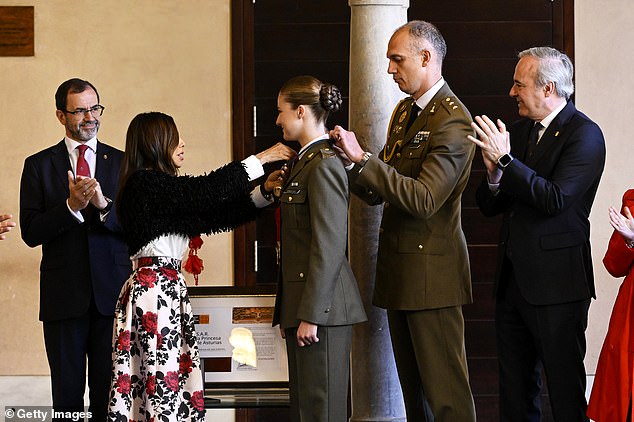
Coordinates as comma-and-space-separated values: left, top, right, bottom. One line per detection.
367, 189, 373, 195
396, 152, 401, 158
288, 196, 293, 202
384, 202, 390, 208
409, 152, 413, 157
325, 308, 330, 313
299, 272, 304, 278
418, 244, 423, 250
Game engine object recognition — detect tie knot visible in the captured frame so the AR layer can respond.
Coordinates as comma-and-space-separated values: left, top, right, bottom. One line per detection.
77, 144, 89, 155
411, 103, 420, 114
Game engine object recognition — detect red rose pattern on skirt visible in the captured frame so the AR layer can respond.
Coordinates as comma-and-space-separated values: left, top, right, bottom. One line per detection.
108, 257, 205, 421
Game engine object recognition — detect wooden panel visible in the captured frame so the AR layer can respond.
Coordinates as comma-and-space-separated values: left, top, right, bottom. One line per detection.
468, 357, 499, 395
465, 320, 497, 358
474, 396, 500, 421
444, 58, 517, 96
0, 6, 34, 56
254, 0, 350, 23
463, 282, 495, 319
468, 245, 499, 284
255, 23, 349, 61
438, 22, 552, 60
254, 61, 350, 98
409, 0, 551, 21
461, 95, 521, 127
462, 207, 503, 245
232, 0, 256, 286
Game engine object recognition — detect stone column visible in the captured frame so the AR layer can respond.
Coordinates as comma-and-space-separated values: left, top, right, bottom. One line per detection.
347, 1, 408, 421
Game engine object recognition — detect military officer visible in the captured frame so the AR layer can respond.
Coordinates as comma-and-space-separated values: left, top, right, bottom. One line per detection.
331, 20, 476, 421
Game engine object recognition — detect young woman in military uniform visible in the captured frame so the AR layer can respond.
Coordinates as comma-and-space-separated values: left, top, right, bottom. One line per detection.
272, 76, 367, 422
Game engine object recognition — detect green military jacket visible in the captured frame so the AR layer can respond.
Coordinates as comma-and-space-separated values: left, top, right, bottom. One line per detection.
350, 82, 475, 310
273, 139, 367, 328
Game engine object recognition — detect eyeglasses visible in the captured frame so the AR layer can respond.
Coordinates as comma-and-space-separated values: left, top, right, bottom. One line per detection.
63, 105, 105, 117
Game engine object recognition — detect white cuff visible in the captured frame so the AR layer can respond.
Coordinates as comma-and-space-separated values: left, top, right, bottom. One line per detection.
250, 186, 274, 208
66, 200, 85, 223
242, 155, 265, 181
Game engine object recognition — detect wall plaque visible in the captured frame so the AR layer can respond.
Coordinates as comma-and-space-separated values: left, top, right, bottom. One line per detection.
0, 6, 34, 56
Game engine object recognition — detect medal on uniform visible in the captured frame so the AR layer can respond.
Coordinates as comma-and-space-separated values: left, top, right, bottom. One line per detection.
412, 130, 430, 147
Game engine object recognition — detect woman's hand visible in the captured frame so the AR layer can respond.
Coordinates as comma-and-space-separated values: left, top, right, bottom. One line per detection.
296, 321, 319, 347
609, 205, 634, 244
264, 169, 287, 193
256, 142, 296, 165
0, 214, 16, 240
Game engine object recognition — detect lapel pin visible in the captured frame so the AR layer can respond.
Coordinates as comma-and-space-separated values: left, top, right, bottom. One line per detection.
554, 131, 560, 137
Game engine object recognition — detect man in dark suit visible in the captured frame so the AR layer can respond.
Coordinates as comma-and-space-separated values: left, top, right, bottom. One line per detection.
20, 79, 131, 420
331, 21, 476, 421
469, 47, 606, 421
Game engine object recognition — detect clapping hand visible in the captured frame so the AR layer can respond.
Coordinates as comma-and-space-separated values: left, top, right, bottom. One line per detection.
609, 206, 634, 245
0, 214, 16, 240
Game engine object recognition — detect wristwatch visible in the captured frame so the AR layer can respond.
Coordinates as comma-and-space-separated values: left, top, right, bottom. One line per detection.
358, 152, 372, 167
497, 153, 514, 170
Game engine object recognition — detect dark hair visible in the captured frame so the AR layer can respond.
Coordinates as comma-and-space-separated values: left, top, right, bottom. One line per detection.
55, 78, 100, 111
279, 75, 342, 124
116, 112, 180, 215
396, 20, 447, 65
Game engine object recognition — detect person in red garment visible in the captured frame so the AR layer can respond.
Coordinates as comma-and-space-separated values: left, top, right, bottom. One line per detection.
587, 189, 634, 422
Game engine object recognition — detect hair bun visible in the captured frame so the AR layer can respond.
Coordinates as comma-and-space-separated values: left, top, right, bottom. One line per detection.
319, 83, 342, 113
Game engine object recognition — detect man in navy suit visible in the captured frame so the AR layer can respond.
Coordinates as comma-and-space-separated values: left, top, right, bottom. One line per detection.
20, 79, 131, 420
469, 47, 606, 421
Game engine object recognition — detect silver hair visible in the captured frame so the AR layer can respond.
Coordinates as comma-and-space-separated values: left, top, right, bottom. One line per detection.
396, 20, 447, 64
518, 47, 574, 100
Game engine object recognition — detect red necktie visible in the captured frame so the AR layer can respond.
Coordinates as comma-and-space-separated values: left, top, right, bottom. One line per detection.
76, 144, 91, 177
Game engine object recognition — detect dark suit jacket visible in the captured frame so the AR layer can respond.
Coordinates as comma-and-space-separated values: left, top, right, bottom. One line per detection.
350, 82, 475, 310
273, 140, 367, 329
476, 101, 606, 305
20, 139, 132, 321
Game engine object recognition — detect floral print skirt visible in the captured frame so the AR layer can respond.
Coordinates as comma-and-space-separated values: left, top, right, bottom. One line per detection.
108, 256, 205, 421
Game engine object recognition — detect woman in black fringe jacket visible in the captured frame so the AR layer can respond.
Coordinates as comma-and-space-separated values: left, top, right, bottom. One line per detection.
107, 111, 294, 421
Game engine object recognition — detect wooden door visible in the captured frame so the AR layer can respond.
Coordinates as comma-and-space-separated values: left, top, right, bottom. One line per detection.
231, 1, 574, 420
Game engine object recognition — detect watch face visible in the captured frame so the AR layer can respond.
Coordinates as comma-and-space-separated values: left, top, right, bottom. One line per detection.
498, 154, 513, 168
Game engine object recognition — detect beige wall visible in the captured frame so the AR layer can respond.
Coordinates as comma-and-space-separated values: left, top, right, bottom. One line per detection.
0, 0, 627, 394
577, 0, 634, 373
0, 0, 233, 375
